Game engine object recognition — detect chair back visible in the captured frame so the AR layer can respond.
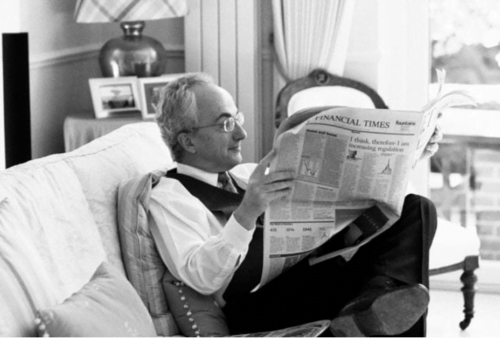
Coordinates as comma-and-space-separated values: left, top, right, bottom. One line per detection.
275, 68, 388, 128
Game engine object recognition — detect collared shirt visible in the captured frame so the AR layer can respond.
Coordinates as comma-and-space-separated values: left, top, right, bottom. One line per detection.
149, 163, 257, 307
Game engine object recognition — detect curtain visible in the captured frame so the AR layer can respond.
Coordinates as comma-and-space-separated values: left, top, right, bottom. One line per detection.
272, 0, 355, 81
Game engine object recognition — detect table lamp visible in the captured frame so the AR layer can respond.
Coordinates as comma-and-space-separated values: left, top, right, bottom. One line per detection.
75, 0, 188, 78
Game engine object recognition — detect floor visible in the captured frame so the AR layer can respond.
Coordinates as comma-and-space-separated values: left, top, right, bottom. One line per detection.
427, 289, 500, 337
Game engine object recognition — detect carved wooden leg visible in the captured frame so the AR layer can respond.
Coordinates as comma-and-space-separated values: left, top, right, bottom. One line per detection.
459, 256, 479, 330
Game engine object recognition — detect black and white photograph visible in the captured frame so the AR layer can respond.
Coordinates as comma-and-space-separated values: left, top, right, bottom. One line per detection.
1, 0, 500, 338
89, 77, 141, 118
138, 74, 184, 119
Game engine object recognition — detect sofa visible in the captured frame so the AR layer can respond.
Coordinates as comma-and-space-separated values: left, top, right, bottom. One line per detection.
0, 122, 176, 336
0, 121, 481, 337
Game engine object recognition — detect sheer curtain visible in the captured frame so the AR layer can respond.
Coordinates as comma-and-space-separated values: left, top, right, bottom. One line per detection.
272, 0, 355, 82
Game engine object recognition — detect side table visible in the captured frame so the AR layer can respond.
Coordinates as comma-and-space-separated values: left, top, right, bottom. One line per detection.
63, 111, 154, 152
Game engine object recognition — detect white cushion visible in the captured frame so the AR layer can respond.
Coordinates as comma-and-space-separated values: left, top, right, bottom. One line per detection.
66, 122, 172, 272
0, 162, 106, 336
429, 218, 480, 270
0, 122, 173, 336
288, 86, 376, 116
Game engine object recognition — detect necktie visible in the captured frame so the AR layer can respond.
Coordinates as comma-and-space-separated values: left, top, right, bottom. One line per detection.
218, 172, 237, 193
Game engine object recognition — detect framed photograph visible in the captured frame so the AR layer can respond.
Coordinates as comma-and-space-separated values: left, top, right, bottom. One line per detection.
89, 77, 141, 119
138, 73, 185, 119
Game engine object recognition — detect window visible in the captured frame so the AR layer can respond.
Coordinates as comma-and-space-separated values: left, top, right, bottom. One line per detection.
430, 0, 500, 264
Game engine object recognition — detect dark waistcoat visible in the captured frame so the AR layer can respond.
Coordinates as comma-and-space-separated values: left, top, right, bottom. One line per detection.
166, 169, 263, 302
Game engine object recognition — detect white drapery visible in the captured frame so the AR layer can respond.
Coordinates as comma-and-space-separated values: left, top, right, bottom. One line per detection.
271, 0, 355, 81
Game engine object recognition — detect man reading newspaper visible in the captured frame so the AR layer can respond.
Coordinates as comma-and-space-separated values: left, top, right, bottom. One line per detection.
150, 73, 442, 336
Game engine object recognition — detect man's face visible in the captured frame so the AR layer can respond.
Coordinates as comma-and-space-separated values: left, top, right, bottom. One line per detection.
189, 84, 247, 173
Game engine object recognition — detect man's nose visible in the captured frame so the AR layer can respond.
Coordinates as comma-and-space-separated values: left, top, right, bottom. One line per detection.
232, 121, 247, 140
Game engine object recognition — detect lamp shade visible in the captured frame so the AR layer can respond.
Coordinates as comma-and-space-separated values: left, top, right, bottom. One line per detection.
75, 0, 188, 23
74, 0, 188, 78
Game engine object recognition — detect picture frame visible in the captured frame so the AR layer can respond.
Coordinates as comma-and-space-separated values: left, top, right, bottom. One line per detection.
138, 74, 185, 119
89, 77, 141, 119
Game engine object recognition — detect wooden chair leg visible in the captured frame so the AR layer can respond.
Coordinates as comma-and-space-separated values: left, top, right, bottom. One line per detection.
459, 256, 479, 330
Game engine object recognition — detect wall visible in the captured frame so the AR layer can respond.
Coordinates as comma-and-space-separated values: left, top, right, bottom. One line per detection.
343, 0, 380, 91
184, 0, 262, 163
0, 0, 185, 165
345, 0, 430, 112
259, 0, 275, 158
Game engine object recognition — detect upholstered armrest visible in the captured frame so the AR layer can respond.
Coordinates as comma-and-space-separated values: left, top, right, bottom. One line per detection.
429, 218, 480, 270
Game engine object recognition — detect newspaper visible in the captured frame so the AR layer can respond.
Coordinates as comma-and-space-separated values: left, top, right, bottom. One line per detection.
233, 320, 330, 337
258, 72, 476, 288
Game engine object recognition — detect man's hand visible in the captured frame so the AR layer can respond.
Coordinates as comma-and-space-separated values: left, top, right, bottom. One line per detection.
420, 122, 443, 161
234, 150, 295, 230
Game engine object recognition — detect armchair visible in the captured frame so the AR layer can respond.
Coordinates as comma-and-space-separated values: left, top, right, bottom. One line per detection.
274, 68, 388, 128
274, 68, 481, 330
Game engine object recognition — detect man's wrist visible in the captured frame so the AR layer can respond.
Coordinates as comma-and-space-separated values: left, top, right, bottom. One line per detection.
233, 209, 257, 231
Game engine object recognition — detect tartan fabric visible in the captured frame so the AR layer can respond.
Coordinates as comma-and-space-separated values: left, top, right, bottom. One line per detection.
75, 0, 188, 23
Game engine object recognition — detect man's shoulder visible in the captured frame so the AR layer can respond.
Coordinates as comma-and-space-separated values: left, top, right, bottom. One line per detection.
152, 173, 192, 200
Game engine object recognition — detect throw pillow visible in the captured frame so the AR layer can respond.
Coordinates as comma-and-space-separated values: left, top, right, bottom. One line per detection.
116, 170, 179, 336
35, 262, 156, 337
162, 272, 230, 337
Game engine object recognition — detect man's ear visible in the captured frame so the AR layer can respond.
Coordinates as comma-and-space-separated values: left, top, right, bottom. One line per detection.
177, 132, 197, 154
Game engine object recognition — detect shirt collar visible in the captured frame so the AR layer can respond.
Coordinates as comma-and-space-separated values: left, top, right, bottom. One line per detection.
176, 163, 219, 187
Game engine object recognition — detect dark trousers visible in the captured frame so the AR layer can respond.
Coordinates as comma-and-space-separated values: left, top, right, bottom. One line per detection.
223, 194, 437, 336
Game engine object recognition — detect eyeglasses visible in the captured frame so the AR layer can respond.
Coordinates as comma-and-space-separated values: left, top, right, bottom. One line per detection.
194, 111, 244, 133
